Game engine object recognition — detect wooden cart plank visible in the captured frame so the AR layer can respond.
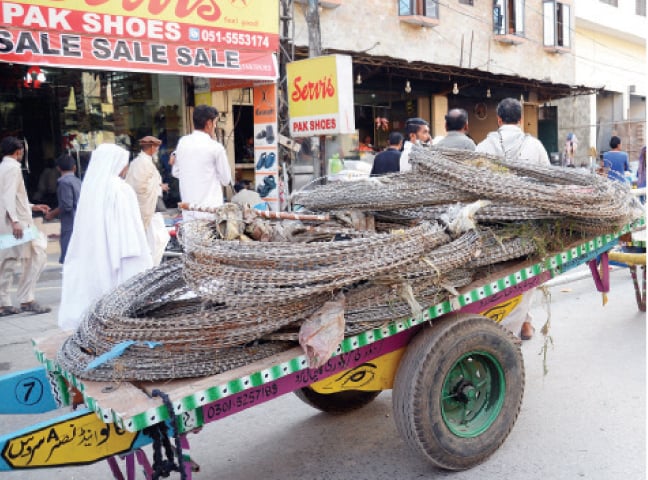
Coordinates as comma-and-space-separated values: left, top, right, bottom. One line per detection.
32, 334, 163, 427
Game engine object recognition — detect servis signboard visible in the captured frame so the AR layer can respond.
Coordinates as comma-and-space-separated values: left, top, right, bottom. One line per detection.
287, 54, 356, 137
0, 0, 278, 79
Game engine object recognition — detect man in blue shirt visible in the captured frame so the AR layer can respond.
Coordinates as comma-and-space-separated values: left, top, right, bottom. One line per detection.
371, 132, 403, 176
602, 136, 630, 182
46, 154, 82, 263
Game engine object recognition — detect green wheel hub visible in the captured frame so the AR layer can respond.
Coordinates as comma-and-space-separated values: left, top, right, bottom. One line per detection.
440, 351, 506, 438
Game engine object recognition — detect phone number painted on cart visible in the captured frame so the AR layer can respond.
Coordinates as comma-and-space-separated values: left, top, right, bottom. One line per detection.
188, 27, 270, 48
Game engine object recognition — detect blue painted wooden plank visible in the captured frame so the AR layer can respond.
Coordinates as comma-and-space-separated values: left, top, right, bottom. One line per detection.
0, 367, 65, 414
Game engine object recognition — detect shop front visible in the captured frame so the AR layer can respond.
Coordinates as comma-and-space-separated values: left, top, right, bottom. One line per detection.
0, 0, 278, 206
287, 48, 594, 178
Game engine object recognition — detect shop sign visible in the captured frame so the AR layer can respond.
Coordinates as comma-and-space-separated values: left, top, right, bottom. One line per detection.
253, 84, 279, 212
0, 1, 279, 80
287, 54, 356, 137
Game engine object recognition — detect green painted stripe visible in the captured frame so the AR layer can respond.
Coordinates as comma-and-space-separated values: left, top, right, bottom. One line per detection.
249, 371, 264, 387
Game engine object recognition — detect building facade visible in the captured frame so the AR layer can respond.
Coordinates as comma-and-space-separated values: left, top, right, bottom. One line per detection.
288, 0, 586, 173
557, 0, 646, 167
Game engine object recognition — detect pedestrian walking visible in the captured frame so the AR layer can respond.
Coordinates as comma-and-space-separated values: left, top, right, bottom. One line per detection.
563, 132, 578, 166
125, 135, 170, 265
399, 117, 431, 172
45, 153, 82, 263
636, 145, 646, 203
0, 136, 51, 316
476, 97, 550, 166
58, 143, 152, 331
602, 136, 630, 182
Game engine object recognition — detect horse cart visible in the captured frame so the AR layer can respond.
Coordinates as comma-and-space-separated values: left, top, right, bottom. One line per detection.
0, 218, 643, 479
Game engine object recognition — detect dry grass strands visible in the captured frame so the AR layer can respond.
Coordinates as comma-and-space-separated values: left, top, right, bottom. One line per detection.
466, 228, 538, 269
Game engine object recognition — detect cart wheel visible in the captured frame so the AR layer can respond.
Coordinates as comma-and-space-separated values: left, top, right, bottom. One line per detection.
392, 314, 524, 471
294, 387, 381, 414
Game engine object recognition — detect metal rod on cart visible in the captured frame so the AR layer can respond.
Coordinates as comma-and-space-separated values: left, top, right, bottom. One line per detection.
177, 202, 330, 221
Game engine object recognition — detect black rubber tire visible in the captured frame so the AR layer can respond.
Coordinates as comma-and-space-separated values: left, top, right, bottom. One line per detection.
294, 387, 381, 414
392, 314, 525, 471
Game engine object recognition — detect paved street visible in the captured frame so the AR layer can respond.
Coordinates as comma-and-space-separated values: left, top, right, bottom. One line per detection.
0, 239, 645, 480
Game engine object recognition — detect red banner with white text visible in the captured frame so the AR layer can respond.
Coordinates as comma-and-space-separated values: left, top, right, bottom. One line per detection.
0, 1, 278, 79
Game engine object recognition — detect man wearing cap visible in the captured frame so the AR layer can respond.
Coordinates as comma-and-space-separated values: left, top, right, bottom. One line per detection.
125, 135, 169, 265
399, 117, 431, 172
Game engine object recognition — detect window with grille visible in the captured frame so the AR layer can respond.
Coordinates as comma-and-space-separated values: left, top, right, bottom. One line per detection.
637, 0, 646, 16
493, 0, 525, 35
399, 0, 439, 18
599, 0, 618, 6
543, 1, 570, 49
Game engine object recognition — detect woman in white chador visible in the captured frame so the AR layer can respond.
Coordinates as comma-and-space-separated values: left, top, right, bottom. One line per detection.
58, 143, 152, 331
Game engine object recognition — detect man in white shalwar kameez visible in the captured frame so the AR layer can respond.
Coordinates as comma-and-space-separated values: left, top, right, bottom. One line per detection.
125, 136, 169, 265
173, 105, 232, 221
476, 98, 550, 341
58, 143, 152, 331
0, 136, 51, 316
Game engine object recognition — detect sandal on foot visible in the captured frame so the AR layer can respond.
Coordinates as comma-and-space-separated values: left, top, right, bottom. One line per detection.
20, 302, 51, 314
0, 306, 21, 317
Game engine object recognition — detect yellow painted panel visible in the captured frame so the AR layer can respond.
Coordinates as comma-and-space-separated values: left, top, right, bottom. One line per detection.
482, 295, 523, 323
310, 348, 406, 393
3, 412, 137, 468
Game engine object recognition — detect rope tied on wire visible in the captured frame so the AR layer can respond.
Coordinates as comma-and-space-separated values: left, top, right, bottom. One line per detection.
147, 389, 186, 480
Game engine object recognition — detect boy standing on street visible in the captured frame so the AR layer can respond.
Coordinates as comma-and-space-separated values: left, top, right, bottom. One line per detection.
45, 153, 81, 263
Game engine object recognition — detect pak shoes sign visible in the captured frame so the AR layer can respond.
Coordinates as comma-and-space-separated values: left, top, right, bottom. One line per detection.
287, 54, 356, 138
0, 1, 279, 80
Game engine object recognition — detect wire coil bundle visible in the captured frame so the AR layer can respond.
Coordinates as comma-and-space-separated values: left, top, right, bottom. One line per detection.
57, 147, 642, 381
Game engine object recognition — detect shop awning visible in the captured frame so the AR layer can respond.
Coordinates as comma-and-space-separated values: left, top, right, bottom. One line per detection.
0, 1, 279, 81
298, 48, 598, 101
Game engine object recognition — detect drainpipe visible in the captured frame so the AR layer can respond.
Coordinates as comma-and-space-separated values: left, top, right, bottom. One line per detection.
305, 0, 322, 58
304, 0, 324, 179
